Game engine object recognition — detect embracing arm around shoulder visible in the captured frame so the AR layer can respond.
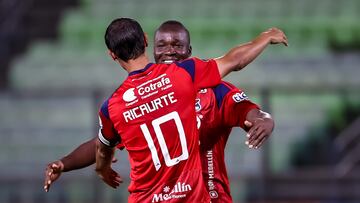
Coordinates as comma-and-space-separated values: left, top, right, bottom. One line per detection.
215, 27, 288, 78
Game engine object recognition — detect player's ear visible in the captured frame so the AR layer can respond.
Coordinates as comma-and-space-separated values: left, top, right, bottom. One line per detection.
144, 33, 149, 47
108, 50, 117, 61
187, 45, 192, 57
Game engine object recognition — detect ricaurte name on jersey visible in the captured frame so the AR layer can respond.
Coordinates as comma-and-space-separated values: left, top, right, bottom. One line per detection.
122, 73, 178, 123
123, 92, 177, 122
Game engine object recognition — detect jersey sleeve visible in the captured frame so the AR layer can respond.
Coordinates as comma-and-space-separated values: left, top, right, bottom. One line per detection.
176, 57, 221, 90
98, 99, 121, 147
116, 143, 125, 150
213, 82, 260, 129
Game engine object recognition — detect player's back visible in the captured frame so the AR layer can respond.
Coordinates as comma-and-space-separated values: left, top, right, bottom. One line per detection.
104, 58, 220, 202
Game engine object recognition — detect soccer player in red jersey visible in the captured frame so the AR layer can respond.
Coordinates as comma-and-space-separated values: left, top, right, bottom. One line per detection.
95, 18, 226, 203
44, 19, 287, 202
154, 21, 279, 203
195, 82, 273, 203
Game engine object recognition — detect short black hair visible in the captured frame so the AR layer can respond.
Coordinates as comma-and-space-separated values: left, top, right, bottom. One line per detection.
105, 18, 146, 62
155, 20, 190, 43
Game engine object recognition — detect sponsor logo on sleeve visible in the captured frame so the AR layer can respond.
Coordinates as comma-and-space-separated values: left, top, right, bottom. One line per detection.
232, 92, 248, 103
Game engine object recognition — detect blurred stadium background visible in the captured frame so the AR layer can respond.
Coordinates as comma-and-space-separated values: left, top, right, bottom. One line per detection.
1, 0, 360, 202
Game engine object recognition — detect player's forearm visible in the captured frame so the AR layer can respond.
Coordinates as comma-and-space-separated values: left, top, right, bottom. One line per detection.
60, 138, 97, 172
95, 139, 114, 172
215, 33, 271, 78
232, 33, 272, 69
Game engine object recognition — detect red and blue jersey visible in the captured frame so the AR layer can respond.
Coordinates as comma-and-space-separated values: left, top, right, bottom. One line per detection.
98, 57, 220, 203
196, 81, 259, 203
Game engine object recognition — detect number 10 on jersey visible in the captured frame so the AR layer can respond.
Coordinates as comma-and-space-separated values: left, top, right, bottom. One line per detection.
140, 111, 189, 171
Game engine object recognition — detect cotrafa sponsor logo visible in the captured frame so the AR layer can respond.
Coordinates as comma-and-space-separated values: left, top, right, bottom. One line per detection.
137, 74, 172, 97
152, 182, 192, 202
123, 74, 173, 105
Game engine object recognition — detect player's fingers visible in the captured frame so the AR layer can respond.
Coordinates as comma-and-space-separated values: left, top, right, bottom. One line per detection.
111, 175, 122, 184
244, 120, 253, 128
108, 177, 120, 188
101, 175, 116, 188
246, 123, 258, 140
106, 180, 118, 188
110, 170, 123, 183
248, 124, 261, 143
249, 127, 265, 146
50, 171, 60, 182
44, 179, 52, 192
254, 133, 269, 149
45, 164, 52, 175
247, 127, 261, 148
51, 163, 60, 171
44, 166, 52, 192
251, 130, 267, 148
114, 175, 123, 183
109, 179, 120, 188
283, 34, 288, 46
283, 38, 288, 46
249, 126, 263, 148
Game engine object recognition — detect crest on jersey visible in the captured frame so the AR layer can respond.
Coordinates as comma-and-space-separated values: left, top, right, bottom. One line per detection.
199, 89, 207, 94
232, 92, 248, 103
209, 190, 219, 199
123, 88, 137, 102
195, 99, 201, 111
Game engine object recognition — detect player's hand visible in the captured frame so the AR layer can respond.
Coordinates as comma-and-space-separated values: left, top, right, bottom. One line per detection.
244, 118, 274, 149
44, 160, 64, 192
96, 167, 123, 189
262, 27, 288, 47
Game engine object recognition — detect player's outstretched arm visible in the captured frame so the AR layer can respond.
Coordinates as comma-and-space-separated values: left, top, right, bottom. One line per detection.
244, 109, 274, 149
43, 138, 97, 192
95, 139, 123, 189
215, 27, 288, 77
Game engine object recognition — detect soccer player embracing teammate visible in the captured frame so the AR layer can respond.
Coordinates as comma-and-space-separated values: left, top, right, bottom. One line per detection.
44, 18, 287, 203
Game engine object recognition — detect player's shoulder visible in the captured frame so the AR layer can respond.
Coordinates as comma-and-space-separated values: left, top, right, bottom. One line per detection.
211, 81, 244, 107
175, 57, 197, 68
212, 81, 239, 96
100, 82, 128, 112
175, 57, 211, 66
110, 79, 135, 99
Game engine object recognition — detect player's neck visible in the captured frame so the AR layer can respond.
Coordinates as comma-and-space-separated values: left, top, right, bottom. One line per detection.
120, 53, 150, 73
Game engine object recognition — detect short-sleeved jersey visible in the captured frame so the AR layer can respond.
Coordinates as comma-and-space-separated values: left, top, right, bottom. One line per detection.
196, 81, 259, 203
98, 58, 220, 203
